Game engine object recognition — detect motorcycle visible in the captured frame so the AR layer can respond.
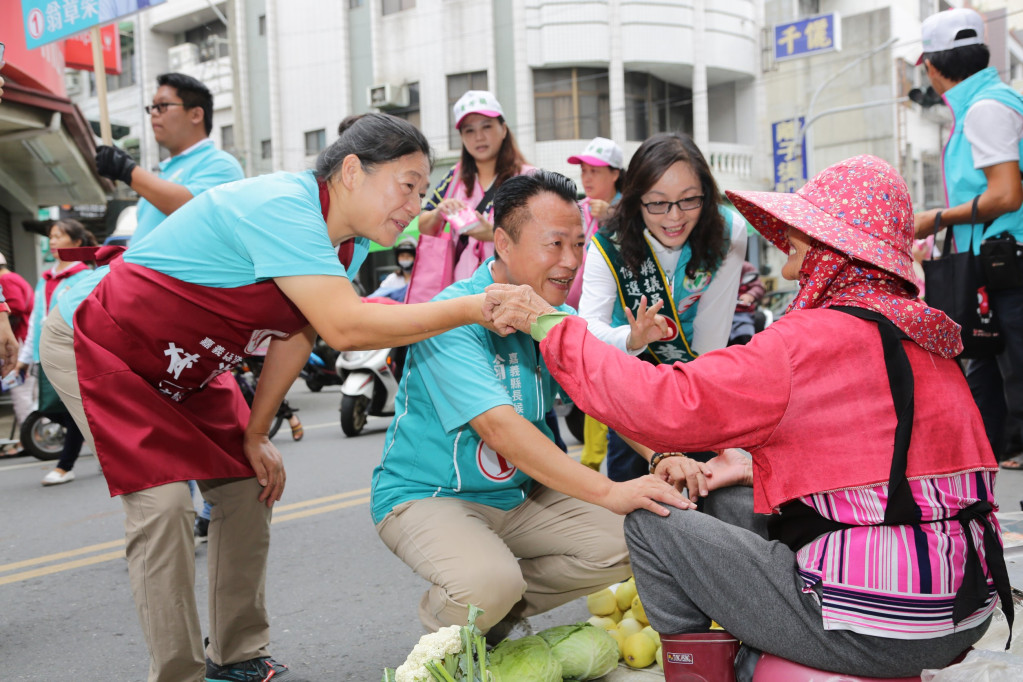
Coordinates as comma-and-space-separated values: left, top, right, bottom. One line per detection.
337, 296, 403, 437
302, 337, 342, 392
21, 411, 66, 461
336, 346, 403, 437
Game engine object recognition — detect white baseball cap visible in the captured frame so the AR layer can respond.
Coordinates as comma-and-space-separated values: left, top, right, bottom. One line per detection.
567, 137, 624, 169
453, 90, 504, 128
917, 8, 985, 65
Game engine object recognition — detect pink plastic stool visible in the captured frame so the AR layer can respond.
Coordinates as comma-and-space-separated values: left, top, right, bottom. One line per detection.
752, 653, 921, 682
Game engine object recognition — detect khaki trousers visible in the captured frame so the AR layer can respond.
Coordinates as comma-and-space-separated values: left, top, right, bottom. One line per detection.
377, 484, 631, 633
40, 310, 272, 682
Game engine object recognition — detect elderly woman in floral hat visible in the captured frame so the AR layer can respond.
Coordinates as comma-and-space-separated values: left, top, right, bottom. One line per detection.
485, 155, 1010, 679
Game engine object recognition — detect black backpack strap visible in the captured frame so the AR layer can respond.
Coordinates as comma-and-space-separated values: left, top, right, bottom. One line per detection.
831, 306, 919, 524
833, 306, 1012, 647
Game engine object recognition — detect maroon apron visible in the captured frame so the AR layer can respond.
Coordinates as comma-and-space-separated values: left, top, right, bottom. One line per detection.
72, 182, 355, 496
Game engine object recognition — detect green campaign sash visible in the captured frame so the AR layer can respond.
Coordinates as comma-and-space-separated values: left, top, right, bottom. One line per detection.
591, 233, 698, 364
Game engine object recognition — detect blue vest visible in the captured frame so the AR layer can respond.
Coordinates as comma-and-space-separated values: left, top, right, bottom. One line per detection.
943, 67, 1023, 254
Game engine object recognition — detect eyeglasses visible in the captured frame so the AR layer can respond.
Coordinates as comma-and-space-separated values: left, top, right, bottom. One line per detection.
145, 102, 186, 115
642, 196, 705, 214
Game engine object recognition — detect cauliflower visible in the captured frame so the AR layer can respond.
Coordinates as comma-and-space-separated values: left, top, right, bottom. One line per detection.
395, 625, 464, 682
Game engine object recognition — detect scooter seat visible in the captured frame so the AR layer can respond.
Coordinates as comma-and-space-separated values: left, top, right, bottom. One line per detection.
752, 653, 921, 682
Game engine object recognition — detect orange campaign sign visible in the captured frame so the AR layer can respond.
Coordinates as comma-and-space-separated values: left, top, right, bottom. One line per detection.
63, 24, 121, 74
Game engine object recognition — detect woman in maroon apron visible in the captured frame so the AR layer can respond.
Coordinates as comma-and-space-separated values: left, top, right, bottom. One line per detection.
39, 113, 507, 682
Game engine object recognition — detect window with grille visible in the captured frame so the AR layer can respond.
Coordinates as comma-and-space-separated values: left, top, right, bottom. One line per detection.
624, 72, 692, 141
533, 68, 610, 141
389, 82, 421, 130
305, 129, 326, 157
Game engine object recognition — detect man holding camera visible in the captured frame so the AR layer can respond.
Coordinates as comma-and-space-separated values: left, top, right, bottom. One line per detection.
913, 8, 1023, 467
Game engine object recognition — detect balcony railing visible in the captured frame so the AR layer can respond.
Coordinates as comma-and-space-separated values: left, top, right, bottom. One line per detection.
706, 142, 754, 181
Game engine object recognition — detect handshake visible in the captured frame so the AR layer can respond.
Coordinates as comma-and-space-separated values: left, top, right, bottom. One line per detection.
482, 283, 557, 337
94, 145, 138, 186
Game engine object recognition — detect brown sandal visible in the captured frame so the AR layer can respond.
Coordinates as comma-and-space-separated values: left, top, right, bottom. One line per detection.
290, 420, 304, 442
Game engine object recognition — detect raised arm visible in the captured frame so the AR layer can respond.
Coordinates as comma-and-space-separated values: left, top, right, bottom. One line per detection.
539, 315, 790, 454
274, 274, 504, 350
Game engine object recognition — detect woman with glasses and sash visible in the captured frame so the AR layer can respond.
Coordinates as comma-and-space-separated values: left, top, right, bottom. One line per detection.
578, 132, 747, 481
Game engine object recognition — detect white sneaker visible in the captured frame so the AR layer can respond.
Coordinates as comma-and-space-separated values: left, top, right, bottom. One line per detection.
42, 469, 75, 486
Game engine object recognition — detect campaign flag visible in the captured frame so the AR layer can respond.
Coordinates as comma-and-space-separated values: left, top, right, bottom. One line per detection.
21, 0, 167, 50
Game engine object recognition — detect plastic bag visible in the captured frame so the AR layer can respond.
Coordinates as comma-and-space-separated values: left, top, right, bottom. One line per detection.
920, 650, 1023, 681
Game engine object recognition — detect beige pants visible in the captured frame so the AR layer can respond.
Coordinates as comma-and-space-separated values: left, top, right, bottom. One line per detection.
377, 484, 631, 633
40, 309, 272, 682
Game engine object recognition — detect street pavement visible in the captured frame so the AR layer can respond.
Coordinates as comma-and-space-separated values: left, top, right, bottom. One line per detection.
3, 381, 1023, 680
0, 383, 591, 681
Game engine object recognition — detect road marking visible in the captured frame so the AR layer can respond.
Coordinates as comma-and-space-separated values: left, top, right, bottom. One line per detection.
0, 538, 126, 573
274, 496, 371, 523
0, 489, 373, 586
0, 442, 585, 584
0, 550, 127, 586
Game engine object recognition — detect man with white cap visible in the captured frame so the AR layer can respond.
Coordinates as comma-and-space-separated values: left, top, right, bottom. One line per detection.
912, 7, 1023, 470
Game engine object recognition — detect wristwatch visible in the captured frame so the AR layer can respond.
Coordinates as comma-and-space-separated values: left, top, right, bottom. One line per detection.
649, 451, 686, 474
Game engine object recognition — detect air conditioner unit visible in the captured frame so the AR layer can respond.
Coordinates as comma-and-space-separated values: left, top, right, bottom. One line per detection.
367, 83, 410, 110
168, 43, 200, 70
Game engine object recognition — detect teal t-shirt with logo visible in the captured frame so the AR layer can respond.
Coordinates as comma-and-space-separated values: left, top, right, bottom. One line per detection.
370, 260, 572, 524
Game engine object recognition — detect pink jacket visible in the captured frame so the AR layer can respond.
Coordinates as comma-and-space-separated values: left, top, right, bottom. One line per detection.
541, 311, 996, 514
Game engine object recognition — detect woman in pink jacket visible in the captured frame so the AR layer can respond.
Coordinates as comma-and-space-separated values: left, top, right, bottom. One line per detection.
488, 155, 1009, 679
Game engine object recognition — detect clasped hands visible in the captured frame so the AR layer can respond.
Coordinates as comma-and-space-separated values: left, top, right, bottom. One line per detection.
655, 449, 753, 503
481, 287, 671, 347
481, 283, 556, 336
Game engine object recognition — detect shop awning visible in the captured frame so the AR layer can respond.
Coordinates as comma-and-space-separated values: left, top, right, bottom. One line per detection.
0, 81, 109, 213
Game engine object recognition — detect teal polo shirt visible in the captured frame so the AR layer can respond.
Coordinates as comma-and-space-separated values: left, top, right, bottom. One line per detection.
132, 138, 244, 244
370, 260, 573, 524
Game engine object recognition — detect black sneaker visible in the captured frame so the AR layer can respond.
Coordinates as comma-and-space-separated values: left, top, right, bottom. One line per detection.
205, 654, 306, 681
194, 516, 209, 541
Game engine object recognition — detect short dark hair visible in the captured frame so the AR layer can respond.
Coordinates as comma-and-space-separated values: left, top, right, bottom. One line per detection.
157, 72, 214, 135
316, 113, 432, 180
493, 170, 579, 248
923, 31, 990, 83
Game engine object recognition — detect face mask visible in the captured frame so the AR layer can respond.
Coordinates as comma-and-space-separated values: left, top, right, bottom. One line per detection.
398, 258, 415, 272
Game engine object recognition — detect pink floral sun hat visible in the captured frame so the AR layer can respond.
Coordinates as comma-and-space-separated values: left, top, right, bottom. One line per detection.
725, 154, 917, 286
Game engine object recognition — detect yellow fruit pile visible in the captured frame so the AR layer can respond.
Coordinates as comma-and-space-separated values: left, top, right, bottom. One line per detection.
585, 578, 662, 670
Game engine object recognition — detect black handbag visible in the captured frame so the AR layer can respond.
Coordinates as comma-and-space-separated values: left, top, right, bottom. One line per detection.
979, 232, 1023, 290
921, 197, 1005, 359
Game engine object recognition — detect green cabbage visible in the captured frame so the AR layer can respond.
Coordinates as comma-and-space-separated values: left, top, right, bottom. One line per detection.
488, 635, 562, 682
538, 623, 619, 681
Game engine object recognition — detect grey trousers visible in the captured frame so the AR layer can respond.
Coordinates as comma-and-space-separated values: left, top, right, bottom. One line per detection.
625, 487, 989, 678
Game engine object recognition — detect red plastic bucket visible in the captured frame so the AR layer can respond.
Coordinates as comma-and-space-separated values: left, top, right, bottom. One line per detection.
660, 631, 740, 682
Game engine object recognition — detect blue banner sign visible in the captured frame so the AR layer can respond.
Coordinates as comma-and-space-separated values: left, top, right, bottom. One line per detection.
772, 118, 806, 193
21, 0, 167, 50
774, 14, 840, 62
